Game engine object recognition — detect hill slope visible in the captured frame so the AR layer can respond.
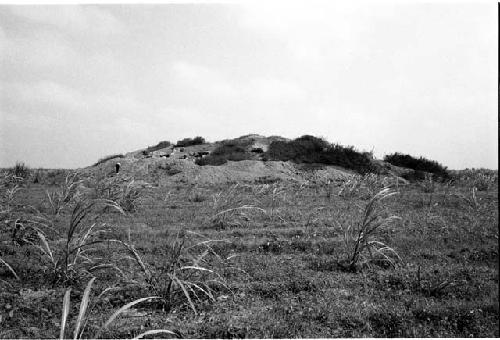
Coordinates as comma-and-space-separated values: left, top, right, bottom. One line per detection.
85, 135, 413, 185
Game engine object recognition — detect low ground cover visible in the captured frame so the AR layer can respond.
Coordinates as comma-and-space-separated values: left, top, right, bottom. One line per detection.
0, 167, 498, 338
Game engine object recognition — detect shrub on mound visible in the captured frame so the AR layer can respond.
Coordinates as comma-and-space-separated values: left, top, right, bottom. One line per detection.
264, 135, 375, 174
93, 154, 124, 166
176, 136, 206, 147
384, 152, 449, 179
196, 139, 252, 166
9, 161, 31, 179
145, 140, 171, 153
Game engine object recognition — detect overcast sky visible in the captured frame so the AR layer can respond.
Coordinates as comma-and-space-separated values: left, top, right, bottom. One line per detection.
0, 1, 497, 169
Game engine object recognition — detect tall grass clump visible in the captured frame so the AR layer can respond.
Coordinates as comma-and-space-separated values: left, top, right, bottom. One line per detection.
453, 169, 498, 191
0, 173, 21, 217
46, 172, 82, 215
337, 188, 402, 272
124, 231, 231, 315
384, 152, 449, 179
9, 161, 31, 180
59, 277, 176, 339
0, 173, 23, 280
209, 184, 265, 229
265, 135, 376, 174
26, 198, 133, 283
88, 176, 147, 213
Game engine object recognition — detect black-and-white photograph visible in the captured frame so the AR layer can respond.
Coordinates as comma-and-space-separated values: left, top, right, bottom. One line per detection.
0, 0, 498, 338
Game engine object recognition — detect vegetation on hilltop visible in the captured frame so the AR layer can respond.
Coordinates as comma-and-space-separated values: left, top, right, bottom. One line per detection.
145, 140, 172, 153
196, 135, 375, 174
93, 154, 125, 166
196, 138, 253, 166
384, 152, 449, 179
175, 136, 206, 147
264, 135, 376, 174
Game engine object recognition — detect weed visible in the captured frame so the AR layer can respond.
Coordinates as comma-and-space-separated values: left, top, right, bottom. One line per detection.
26, 198, 130, 283
125, 231, 231, 315
158, 164, 182, 176
337, 188, 402, 271
0, 182, 21, 217
419, 174, 436, 193
59, 277, 176, 339
210, 184, 266, 229
45, 173, 82, 215
188, 192, 207, 203
338, 176, 362, 198
88, 176, 147, 213
453, 168, 498, 191
118, 180, 145, 212
455, 187, 479, 210
10, 162, 31, 180
413, 266, 466, 298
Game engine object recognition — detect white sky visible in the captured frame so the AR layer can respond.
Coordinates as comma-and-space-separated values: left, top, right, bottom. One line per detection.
0, 1, 497, 169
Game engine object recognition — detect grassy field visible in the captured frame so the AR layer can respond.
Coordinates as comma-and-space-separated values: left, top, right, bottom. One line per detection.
0, 167, 498, 338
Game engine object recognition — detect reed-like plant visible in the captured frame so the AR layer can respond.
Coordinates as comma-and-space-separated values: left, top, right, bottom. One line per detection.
59, 277, 176, 339
210, 184, 265, 229
0, 182, 20, 217
46, 172, 82, 215
337, 188, 402, 272
338, 176, 362, 198
125, 231, 230, 315
454, 187, 479, 210
413, 266, 465, 297
88, 176, 146, 213
29, 198, 130, 283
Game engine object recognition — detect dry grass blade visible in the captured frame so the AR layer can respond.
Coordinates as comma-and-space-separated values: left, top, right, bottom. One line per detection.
133, 329, 177, 339
180, 265, 214, 273
189, 282, 216, 302
213, 205, 266, 218
87, 264, 125, 276
172, 276, 197, 314
60, 289, 71, 340
35, 231, 55, 263
0, 257, 19, 280
108, 239, 151, 278
73, 277, 96, 339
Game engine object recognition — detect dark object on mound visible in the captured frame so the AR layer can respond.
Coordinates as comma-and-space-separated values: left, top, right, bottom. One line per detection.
384, 152, 449, 179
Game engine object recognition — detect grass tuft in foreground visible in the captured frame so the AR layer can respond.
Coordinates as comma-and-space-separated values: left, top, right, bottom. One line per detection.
337, 188, 402, 272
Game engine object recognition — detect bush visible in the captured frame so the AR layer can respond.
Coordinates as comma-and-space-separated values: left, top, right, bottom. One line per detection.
196, 139, 252, 166
93, 154, 124, 166
7, 161, 31, 180
265, 135, 376, 174
175, 136, 206, 148
402, 170, 427, 182
158, 163, 182, 176
452, 169, 498, 190
145, 141, 171, 153
384, 152, 449, 179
